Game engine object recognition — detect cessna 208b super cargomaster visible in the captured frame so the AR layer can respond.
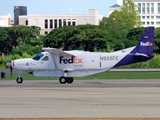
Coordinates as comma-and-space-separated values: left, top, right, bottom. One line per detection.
7, 27, 154, 84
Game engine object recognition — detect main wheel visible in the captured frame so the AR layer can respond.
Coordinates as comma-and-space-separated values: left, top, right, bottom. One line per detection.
66, 77, 74, 84
16, 77, 23, 84
59, 76, 66, 84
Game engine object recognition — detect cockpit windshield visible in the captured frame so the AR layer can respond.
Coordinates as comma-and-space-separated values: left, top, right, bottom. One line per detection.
32, 53, 44, 60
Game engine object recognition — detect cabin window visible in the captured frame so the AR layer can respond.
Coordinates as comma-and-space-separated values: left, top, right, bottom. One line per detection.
32, 53, 44, 60
42, 56, 49, 61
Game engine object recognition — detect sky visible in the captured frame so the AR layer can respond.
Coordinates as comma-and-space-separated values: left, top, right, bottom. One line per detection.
0, 0, 117, 19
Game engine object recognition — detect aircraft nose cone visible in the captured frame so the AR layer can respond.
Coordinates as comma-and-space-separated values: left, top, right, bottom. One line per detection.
6, 60, 15, 67
6, 61, 11, 66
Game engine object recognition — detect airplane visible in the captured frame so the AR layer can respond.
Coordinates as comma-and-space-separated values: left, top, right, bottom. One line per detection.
7, 26, 154, 84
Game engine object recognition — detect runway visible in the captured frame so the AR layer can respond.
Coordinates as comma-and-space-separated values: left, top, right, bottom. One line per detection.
0, 79, 160, 119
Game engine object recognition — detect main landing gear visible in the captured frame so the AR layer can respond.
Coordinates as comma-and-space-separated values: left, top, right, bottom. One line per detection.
59, 70, 74, 84
59, 76, 74, 84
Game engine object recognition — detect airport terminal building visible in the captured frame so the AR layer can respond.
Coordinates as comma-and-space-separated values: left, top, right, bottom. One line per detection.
19, 9, 104, 35
110, 0, 160, 27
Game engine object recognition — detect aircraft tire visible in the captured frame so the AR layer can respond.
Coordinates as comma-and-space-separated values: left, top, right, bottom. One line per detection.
16, 77, 23, 84
66, 77, 74, 84
59, 76, 67, 84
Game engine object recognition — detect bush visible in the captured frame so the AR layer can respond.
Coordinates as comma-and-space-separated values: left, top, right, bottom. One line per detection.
11, 44, 42, 56
0, 57, 8, 68
148, 54, 160, 68
22, 52, 32, 58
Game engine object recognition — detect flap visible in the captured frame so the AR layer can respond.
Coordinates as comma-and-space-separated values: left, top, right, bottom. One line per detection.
42, 48, 75, 56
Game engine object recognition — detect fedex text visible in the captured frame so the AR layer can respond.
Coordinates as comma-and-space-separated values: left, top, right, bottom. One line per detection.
140, 42, 153, 46
60, 56, 83, 64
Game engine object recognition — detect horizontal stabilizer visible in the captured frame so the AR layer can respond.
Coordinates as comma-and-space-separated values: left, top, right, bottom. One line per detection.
42, 48, 76, 56
134, 53, 149, 57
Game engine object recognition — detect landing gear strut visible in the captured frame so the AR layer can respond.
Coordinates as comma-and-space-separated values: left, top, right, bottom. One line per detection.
59, 76, 74, 84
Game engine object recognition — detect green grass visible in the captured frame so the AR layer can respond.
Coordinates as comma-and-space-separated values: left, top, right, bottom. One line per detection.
0, 71, 160, 80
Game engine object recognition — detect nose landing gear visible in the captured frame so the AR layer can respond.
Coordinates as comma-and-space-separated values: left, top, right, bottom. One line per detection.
16, 76, 23, 84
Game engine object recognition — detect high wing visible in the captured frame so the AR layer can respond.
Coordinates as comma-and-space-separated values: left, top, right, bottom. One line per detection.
42, 48, 76, 57
42, 47, 77, 71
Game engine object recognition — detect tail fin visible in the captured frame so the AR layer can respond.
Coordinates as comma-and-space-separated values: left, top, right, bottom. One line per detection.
131, 27, 154, 56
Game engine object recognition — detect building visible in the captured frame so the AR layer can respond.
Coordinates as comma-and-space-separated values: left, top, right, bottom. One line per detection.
0, 14, 12, 27
109, 4, 122, 15
117, 0, 124, 6
14, 6, 27, 25
109, 0, 124, 16
110, 0, 160, 27
19, 9, 104, 35
134, 0, 160, 27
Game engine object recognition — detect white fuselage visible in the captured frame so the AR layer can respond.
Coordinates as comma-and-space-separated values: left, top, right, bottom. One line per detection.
12, 47, 134, 77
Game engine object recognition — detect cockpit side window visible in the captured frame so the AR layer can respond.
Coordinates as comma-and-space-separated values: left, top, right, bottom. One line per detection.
32, 53, 44, 60
42, 56, 49, 61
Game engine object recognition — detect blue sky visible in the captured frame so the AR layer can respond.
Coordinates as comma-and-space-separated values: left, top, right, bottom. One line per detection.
0, 0, 116, 19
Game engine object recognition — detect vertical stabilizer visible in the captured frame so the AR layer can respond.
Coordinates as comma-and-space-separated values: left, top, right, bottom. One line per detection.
131, 27, 154, 56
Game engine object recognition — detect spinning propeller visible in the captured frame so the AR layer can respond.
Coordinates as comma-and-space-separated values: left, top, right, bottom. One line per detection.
6, 61, 13, 78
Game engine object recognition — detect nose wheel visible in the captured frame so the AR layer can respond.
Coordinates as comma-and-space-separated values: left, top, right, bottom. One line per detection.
16, 77, 23, 84
59, 76, 74, 84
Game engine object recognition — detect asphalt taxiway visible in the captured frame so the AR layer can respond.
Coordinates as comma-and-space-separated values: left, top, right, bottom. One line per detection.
0, 79, 160, 118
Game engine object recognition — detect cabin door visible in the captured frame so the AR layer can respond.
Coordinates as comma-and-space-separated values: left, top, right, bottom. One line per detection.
85, 53, 100, 69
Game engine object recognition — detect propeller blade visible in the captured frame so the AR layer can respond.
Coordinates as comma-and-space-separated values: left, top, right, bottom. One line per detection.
10, 66, 13, 78
6, 54, 13, 78
6, 61, 12, 78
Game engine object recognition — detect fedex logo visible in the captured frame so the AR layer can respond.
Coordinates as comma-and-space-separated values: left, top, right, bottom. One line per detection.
59, 56, 83, 64
140, 42, 153, 46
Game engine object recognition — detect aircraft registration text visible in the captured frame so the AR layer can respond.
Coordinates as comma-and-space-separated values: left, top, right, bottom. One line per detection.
100, 56, 118, 61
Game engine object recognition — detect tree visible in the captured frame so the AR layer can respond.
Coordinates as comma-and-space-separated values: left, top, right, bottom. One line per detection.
11, 44, 42, 56
99, 17, 108, 26
122, 0, 141, 27
0, 27, 11, 55
154, 27, 160, 54
43, 25, 115, 52
126, 27, 145, 48
100, 0, 141, 31
2, 25, 42, 55
7, 25, 40, 48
